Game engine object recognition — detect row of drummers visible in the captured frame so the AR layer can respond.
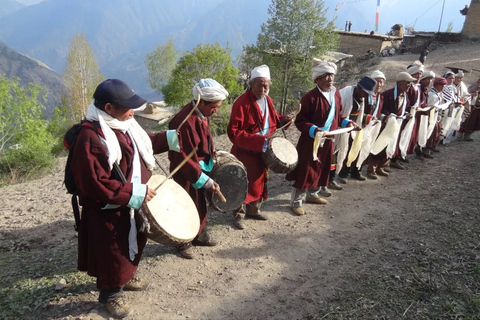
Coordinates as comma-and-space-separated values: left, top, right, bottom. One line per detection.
164, 61, 477, 259
217, 60, 477, 221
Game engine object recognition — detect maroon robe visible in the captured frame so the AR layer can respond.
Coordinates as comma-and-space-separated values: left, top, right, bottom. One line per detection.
373, 87, 410, 163
461, 83, 480, 133
366, 93, 385, 168
406, 84, 423, 154
227, 90, 288, 204
169, 101, 214, 234
286, 87, 347, 189
72, 122, 170, 289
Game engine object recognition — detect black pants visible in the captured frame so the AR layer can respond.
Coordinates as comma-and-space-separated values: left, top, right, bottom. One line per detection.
99, 286, 124, 303
338, 164, 360, 178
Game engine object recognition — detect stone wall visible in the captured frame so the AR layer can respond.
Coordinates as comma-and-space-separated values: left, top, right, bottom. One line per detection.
462, 0, 480, 39
337, 31, 403, 56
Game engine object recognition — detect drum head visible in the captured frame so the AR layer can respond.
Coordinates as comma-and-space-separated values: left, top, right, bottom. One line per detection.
211, 152, 248, 212
270, 137, 298, 165
146, 175, 200, 242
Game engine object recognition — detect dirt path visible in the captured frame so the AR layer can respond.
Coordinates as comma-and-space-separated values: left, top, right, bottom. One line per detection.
1, 127, 480, 319
1, 42, 480, 319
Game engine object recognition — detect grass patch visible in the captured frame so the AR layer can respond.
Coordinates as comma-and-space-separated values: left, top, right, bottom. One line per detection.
311, 215, 480, 319
0, 247, 94, 320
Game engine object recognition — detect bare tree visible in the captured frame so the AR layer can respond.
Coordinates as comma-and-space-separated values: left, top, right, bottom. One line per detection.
62, 33, 104, 123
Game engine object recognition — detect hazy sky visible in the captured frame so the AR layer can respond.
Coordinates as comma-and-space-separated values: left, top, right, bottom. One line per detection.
325, 0, 468, 34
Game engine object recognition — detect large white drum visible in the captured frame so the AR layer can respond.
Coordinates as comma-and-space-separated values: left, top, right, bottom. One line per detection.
143, 174, 200, 246
262, 136, 298, 174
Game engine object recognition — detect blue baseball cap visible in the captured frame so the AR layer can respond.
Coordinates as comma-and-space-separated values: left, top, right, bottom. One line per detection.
93, 79, 146, 109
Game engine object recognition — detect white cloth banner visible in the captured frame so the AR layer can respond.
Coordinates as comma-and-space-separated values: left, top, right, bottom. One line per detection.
398, 108, 417, 159
370, 116, 399, 155
356, 121, 381, 169
417, 115, 429, 148
386, 118, 404, 159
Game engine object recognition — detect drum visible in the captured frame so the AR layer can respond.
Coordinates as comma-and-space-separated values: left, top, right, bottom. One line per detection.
262, 137, 298, 173
209, 151, 248, 212
143, 174, 200, 246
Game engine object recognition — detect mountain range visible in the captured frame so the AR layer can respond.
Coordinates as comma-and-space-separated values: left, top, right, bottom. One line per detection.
0, 0, 469, 118
0, 0, 270, 106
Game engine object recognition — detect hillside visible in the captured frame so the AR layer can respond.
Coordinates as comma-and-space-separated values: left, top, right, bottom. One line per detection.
0, 41, 62, 118
0, 0, 269, 100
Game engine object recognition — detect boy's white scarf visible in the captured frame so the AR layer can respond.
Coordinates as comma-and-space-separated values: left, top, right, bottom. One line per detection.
85, 102, 156, 170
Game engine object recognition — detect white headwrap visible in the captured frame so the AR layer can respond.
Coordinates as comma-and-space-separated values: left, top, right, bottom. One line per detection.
406, 61, 424, 75
421, 71, 435, 80
312, 58, 337, 81
455, 70, 465, 78
251, 65, 271, 80
192, 78, 229, 102
370, 70, 386, 80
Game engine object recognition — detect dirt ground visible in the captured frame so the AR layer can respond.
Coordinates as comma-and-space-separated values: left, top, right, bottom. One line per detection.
1, 42, 480, 320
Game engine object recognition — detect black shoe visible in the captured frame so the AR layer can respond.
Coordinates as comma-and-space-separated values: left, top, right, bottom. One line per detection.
423, 153, 433, 159
399, 157, 410, 163
351, 173, 366, 181
431, 148, 440, 153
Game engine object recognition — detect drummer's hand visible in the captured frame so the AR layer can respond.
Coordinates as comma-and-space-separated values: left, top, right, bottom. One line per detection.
283, 115, 293, 125
144, 186, 157, 203
348, 121, 361, 131
207, 181, 220, 193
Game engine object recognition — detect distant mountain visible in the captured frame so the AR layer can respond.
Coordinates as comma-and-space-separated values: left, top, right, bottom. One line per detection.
0, 41, 62, 118
0, 0, 269, 100
0, 0, 24, 18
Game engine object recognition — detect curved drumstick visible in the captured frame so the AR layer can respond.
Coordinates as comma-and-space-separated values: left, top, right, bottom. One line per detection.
154, 146, 198, 191
216, 189, 227, 203
176, 94, 201, 133
276, 103, 301, 131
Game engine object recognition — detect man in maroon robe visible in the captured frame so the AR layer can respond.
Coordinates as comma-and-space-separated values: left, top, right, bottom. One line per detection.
228, 65, 291, 229
366, 70, 386, 179
72, 79, 181, 318
427, 77, 448, 151
376, 72, 415, 170
416, 71, 435, 159
405, 61, 424, 158
285, 59, 355, 216
169, 78, 228, 259
460, 79, 480, 141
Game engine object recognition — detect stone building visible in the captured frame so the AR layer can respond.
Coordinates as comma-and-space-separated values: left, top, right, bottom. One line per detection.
462, 0, 480, 39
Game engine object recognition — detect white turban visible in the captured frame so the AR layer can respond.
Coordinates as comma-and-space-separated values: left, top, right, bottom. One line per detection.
192, 78, 229, 102
421, 71, 435, 80
312, 58, 337, 81
406, 61, 424, 75
396, 72, 416, 82
251, 65, 271, 80
455, 70, 465, 78
370, 70, 386, 80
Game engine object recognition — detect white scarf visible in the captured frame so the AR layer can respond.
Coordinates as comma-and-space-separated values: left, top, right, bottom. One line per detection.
85, 102, 156, 170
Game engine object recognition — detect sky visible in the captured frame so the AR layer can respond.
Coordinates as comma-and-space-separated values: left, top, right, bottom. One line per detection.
325, 0, 469, 34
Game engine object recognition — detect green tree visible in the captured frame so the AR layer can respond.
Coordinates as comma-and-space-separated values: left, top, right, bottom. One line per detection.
145, 39, 178, 95
242, 0, 338, 114
0, 75, 54, 181
162, 43, 243, 106
445, 21, 454, 33
62, 33, 104, 124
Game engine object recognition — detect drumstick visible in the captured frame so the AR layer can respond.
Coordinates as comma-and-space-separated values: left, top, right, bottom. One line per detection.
276, 103, 301, 131
154, 146, 199, 191
216, 189, 227, 203
176, 94, 201, 133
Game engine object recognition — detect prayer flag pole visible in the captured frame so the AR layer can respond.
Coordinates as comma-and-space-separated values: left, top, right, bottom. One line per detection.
375, 0, 380, 32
